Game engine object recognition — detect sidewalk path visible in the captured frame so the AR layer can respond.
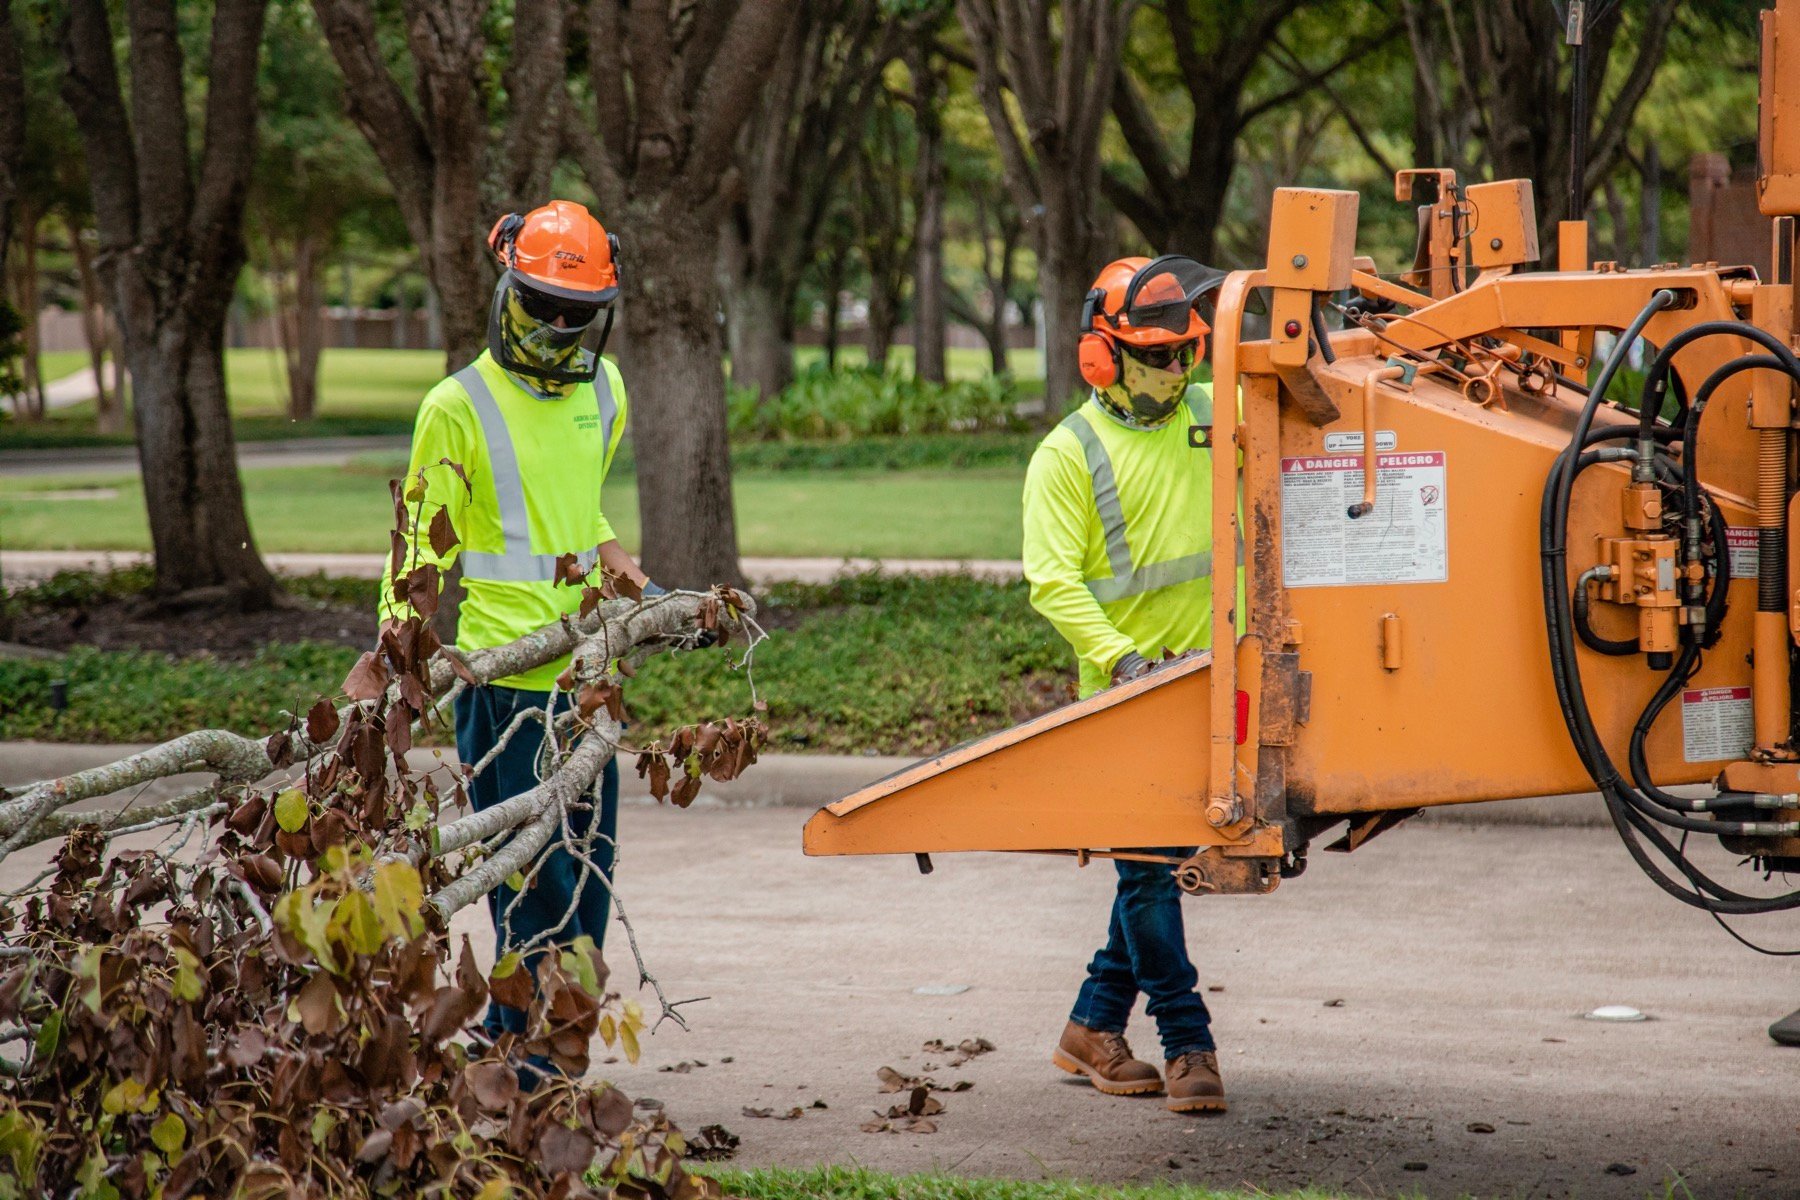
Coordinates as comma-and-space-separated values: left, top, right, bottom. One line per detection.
0, 434, 411, 478
0, 363, 124, 416
0, 549, 1023, 586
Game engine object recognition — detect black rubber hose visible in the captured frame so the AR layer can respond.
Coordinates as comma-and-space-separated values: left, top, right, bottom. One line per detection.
1680, 356, 1793, 606
1310, 295, 1336, 365
1541, 291, 1679, 786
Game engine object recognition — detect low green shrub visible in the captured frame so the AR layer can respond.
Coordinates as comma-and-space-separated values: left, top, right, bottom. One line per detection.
1, 571, 1077, 754
729, 366, 1026, 440
0, 642, 360, 742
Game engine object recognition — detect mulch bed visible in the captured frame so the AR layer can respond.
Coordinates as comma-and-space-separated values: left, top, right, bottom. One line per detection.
9, 594, 371, 660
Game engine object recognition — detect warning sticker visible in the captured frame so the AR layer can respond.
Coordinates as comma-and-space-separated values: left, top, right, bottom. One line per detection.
1726, 527, 1758, 580
1681, 686, 1753, 763
1280, 451, 1448, 588
1323, 430, 1398, 453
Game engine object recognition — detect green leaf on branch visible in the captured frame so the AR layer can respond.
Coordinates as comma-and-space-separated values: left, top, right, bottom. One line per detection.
273, 789, 309, 834
149, 1113, 185, 1156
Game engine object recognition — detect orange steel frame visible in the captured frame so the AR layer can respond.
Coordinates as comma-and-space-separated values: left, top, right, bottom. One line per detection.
804, 0, 1800, 879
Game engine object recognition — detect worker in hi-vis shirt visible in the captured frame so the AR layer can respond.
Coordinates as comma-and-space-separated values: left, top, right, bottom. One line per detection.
380, 201, 655, 1081
1024, 255, 1243, 1114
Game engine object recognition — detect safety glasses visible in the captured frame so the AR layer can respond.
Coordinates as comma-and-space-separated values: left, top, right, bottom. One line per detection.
515, 286, 602, 330
1126, 340, 1198, 371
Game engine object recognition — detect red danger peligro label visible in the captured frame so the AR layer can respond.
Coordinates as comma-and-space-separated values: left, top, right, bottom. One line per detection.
1681, 686, 1752, 763
1280, 451, 1448, 587
1726, 527, 1758, 580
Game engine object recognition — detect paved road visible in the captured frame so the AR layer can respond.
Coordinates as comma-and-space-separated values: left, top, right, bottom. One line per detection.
0, 794, 1789, 1195
586, 809, 1792, 1200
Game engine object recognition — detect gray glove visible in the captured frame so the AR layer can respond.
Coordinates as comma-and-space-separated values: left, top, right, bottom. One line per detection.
641, 580, 667, 597
1111, 651, 1153, 686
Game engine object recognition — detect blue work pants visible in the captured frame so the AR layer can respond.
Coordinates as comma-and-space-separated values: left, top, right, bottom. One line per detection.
454, 684, 620, 1042
1069, 848, 1216, 1058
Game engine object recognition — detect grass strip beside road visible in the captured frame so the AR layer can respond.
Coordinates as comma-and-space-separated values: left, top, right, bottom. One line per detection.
0, 460, 1028, 561
0, 572, 1072, 751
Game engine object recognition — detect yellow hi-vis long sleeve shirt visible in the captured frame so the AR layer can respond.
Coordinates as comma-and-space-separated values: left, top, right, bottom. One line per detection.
1022, 383, 1244, 699
378, 350, 629, 691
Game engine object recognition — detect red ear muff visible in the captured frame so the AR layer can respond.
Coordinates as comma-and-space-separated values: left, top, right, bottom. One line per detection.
1078, 331, 1120, 388
1077, 287, 1119, 388
487, 212, 526, 265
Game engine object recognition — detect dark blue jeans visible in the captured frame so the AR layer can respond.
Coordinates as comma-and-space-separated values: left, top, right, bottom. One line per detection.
1069, 848, 1215, 1058
455, 683, 619, 1042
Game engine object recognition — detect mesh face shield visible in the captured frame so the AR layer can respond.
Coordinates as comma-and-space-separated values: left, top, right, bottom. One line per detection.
1116, 256, 1224, 337
486, 270, 611, 388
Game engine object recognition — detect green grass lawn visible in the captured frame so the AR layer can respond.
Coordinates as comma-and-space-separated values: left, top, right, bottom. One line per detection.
35, 350, 99, 383
3, 346, 1045, 450
0, 460, 1026, 560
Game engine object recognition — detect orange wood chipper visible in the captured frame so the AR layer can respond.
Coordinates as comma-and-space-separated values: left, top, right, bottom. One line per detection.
804, 1, 1800, 933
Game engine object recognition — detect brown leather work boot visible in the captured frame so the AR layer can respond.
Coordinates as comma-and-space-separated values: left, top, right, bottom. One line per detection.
1052, 1021, 1163, 1096
1164, 1051, 1227, 1113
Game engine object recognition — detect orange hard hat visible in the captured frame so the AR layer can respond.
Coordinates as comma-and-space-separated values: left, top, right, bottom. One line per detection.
1085, 255, 1218, 347
1078, 255, 1221, 390
487, 200, 620, 303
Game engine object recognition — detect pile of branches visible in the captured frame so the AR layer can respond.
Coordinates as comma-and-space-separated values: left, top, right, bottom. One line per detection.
0, 487, 768, 1197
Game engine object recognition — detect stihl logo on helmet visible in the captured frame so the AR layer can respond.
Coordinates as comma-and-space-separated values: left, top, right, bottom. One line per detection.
486, 201, 619, 303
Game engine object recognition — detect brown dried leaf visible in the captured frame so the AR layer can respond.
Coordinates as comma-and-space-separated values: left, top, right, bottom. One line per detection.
405, 565, 440, 620
876, 1066, 917, 1093
671, 772, 702, 809
538, 1124, 598, 1176
437, 456, 471, 494
296, 972, 341, 1036
306, 698, 340, 745
636, 752, 671, 803
554, 552, 585, 587
579, 586, 604, 619
342, 651, 391, 703
265, 730, 295, 770
427, 507, 459, 558
440, 645, 479, 686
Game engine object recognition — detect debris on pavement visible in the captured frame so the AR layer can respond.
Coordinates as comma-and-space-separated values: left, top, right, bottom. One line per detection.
862, 1085, 944, 1135
659, 1059, 707, 1073
921, 1036, 996, 1066
741, 1105, 805, 1120
683, 1125, 740, 1162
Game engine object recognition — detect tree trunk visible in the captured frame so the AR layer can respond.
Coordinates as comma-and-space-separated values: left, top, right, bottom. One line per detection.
619, 222, 745, 590
1639, 142, 1662, 266
12, 206, 41, 419
821, 247, 845, 370
125, 309, 276, 607
1034, 192, 1095, 415
865, 283, 896, 373
66, 214, 120, 433
281, 232, 324, 420
724, 270, 794, 397
910, 45, 946, 384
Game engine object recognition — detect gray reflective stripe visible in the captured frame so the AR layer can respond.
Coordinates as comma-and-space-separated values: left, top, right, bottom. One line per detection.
1068, 398, 1237, 603
1061, 409, 1134, 580
455, 364, 604, 583
1087, 551, 1215, 603
592, 360, 618, 511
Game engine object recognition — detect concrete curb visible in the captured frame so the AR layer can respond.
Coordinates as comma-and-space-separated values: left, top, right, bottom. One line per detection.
0, 741, 1609, 828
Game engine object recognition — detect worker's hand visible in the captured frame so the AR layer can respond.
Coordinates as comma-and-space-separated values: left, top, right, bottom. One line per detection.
641, 580, 667, 597
1110, 651, 1153, 686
